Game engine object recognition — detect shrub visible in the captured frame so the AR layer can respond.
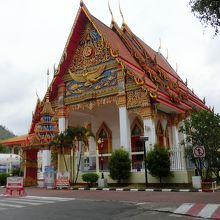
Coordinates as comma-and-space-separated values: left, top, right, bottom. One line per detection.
11, 168, 23, 177
0, 173, 10, 186
146, 144, 172, 184
82, 173, 99, 187
109, 148, 131, 184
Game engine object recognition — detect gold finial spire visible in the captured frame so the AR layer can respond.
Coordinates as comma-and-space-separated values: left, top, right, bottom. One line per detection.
166, 48, 169, 60
108, 0, 115, 23
53, 64, 56, 75
47, 68, 50, 90
80, 0, 84, 7
158, 38, 161, 53
203, 97, 206, 104
119, 0, 125, 25
185, 78, 188, 86
36, 90, 40, 101
176, 63, 178, 73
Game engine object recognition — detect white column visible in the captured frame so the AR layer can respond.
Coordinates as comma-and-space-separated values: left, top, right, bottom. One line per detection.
143, 118, 156, 150
171, 125, 179, 147
119, 107, 131, 152
42, 150, 51, 173
58, 117, 68, 133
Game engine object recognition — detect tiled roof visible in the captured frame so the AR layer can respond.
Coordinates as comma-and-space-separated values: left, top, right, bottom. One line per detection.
1, 134, 28, 145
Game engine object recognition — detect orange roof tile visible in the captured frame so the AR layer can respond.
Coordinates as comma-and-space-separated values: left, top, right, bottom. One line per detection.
1, 134, 28, 146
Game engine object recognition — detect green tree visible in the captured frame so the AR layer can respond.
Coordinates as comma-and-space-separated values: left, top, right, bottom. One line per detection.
109, 148, 131, 184
180, 110, 220, 180
189, 0, 220, 36
146, 145, 171, 184
0, 144, 10, 153
49, 132, 72, 172
65, 126, 95, 184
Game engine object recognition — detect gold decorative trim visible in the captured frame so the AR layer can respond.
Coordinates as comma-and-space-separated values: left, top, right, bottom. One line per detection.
116, 94, 126, 107
128, 106, 153, 119
67, 95, 117, 111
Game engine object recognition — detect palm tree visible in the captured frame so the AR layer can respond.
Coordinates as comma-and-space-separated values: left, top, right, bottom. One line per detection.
65, 126, 95, 184
49, 132, 72, 172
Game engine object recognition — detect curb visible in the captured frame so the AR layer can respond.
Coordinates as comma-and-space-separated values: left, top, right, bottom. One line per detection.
69, 187, 206, 192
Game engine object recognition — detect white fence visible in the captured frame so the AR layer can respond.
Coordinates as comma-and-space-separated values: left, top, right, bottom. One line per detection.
169, 146, 194, 171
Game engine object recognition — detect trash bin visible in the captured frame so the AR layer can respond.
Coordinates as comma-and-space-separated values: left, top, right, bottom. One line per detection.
192, 176, 201, 189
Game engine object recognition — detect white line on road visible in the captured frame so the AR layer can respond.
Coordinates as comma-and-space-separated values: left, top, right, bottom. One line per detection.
173, 203, 194, 214
0, 202, 25, 208
198, 204, 220, 218
24, 196, 75, 201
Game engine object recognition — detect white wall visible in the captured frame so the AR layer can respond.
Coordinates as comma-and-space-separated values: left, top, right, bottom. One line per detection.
68, 103, 120, 153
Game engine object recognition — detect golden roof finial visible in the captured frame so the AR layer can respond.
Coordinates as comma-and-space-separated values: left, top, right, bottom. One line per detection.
166, 48, 169, 60
185, 78, 188, 86
53, 64, 56, 75
119, 0, 125, 25
108, 0, 115, 24
36, 90, 40, 101
176, 63, 178, 73
203, 97, 206, 104
80, 0, 84, 7
158, 38, 161, 53
47, 68, 50, 90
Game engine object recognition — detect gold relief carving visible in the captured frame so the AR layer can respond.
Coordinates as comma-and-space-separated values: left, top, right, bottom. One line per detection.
69, 22, 112, 72
169, 113, 186, 126
68, 64, 106, 87
128, 106, 153, 119
127, 89, 150, 109
56, 106, 69, 118
58, 83, 66, 96
64, 87, 118, 105
67, 96, 117, 111
116, 94, 126, 107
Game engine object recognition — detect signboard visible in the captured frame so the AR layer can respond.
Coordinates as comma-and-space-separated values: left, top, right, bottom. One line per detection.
6, 177, 23, 189
193, 146, 205, 158
6, 177, 24, 195
55, 172, 70, 189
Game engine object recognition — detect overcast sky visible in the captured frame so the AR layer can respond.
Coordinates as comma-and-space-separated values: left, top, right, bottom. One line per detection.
0, 0, 219, 136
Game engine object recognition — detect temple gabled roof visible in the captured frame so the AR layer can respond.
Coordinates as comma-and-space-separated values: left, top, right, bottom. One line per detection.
48, 1, 208, 114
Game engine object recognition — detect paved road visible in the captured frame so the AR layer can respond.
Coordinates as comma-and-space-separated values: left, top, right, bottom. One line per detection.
0, 196, 199, 220
1, 187, 220, 219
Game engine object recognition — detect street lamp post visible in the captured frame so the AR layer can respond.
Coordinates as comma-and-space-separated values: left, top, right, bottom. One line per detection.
139, 136, 149, 187
98, 138, 104, 179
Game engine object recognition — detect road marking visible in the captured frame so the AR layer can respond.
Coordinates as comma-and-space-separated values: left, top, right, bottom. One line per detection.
24, 196, 75, 201
198, 204, 220, 218
3, 199, 42, 206
9, 198, 55, 204
174, 203, 220, 219
0, 202, 25, 208
0, 196, 76, 211
174, 203, 194, 214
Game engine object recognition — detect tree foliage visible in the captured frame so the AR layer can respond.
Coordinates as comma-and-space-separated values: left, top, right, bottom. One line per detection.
189, 0, 220, 36
145, 145, 172, 183
0, 144, 10, 153
109, 148, 131, 184
180, 110, 220, 180
82, 173, 99, 187
49, 126, 95, 184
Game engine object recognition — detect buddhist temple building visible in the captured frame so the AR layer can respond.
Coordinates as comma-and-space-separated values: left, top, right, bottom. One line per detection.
2, 1, 208, 185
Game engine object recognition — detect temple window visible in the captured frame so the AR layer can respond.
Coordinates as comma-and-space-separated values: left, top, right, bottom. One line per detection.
156, 121, 164, 146
130, 117, 144, 171
96, 122, 112, 171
